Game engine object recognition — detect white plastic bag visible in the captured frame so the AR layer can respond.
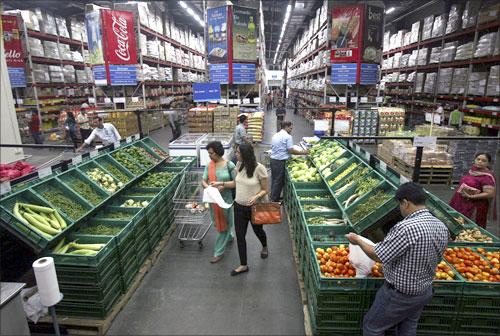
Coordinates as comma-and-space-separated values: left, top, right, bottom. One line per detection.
349, 237, 376, 278
21, 286, 48, 323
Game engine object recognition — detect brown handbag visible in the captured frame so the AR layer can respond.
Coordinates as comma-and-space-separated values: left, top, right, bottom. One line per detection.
251, 202, 282, 225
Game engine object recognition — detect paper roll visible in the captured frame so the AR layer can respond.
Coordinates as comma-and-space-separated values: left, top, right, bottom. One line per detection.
33, 257, 62, 307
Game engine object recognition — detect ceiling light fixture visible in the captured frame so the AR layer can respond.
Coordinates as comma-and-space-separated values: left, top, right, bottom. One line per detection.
385, 7, 395, 14
274, 4, 292, 64
179, 1, 204, 27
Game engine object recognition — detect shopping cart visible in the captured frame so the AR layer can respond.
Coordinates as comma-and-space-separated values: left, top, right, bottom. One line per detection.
257, 142, 272, 171
173, 169, 211, 248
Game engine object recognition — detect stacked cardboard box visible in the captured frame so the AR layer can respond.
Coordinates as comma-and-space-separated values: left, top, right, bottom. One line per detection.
188, 107, 214, 133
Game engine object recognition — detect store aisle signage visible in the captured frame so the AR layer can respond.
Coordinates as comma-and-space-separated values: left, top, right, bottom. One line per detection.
362, 5, 383, 64
92, 65, 108, 86
331, 63, 358, 84
233, 63, 256, 84
330, 5, 363, 63
207, 6, 229, 62
193, 83, 221, 102
101, 10, 137, 65
360, 63, 379, 85
232, 6, 257, 61
7, 67, 26, 88
85, 11, 105, 65
209, 64, 229, 83
2, 15, 25, 67
109, 65, 137, 86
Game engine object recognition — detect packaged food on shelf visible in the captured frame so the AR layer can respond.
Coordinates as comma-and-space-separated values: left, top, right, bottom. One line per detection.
408, 50, 418, 67
58, 43, 72, 61
71, 51, 83, 63
410, 21, 420, 44
417, 48, 428, 66
486, 65, 500, 96
399, 54, 410, 68
393, 52, 402, 68
407, 71, 416, 83
403, 32, 411, 47
146, 40, 160, 58
423, 72, 437, 94
55, 16, 70, 38
437, 68, 453, 94
31, 64, 50, 83
415, 73, 425, 93
477, 3, 500, 25
75, 70, 88, 84
28, 37, 45, 57
431, 14, 447, 38
462, 1, 481, 29
454, 41, 474, 60
440, 42, 457, 62
445, 4, 462, 34
467, 72, 488, 96
70, 18, 86, 42
62, 65, 76, 83
37, 10, 57, 35
139, 33, 147, 56
49, 65, 64, 83
43, 41, 60, 59
474, 32, 497, 58
19, 10, 40, 31
450, 68, 469, 95
428, 47, 441, 64
421, 15, 434, 40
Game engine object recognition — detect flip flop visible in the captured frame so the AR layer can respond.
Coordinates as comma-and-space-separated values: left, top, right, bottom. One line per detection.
230, 266, 249, 276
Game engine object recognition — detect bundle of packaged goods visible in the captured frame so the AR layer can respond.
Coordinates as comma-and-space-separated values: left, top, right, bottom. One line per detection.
70, 18, 87, 42
450, 68, 468, 94
352, 110, 378, 143
474, 32, 498, 58
423, 73, 437, 94
417, 48, 428, 66
431, 14, 447, 38
377, 131, 414, 164
377, 107, 405, 136
414, 73, 425, 93
56, 16, 70, 38
486, 65, 500, 96
462, 1, 480, 29
49, 66, 64, 83
440, 42, 457, 62
421, 15, 434, 40
468, 72, 488, 96
437, 68, 453, 94
58, 44, 73, 61
28, 38, 44, 57
43, 41, 60, 59
188, 106, 214, 133
408, 50, 418, 67
429, 47, 441, 64
454, 41, 474, 60
37, 9, 57, 35
445, 4, 462, 34
104, 112, 139, 137
213, 106, 238, 133
63, 65, 76, 83
245, 111, 264, 142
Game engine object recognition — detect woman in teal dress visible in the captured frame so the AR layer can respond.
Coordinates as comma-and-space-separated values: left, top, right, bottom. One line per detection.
202, 141, 236, 263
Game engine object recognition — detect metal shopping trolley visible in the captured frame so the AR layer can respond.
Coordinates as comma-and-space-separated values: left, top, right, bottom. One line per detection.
173, 169, 211, 248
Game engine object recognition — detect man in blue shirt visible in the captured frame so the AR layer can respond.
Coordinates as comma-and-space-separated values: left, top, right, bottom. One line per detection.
270, 121, 308, 202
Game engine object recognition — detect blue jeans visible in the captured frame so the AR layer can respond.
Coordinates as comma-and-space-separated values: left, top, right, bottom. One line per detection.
363, 282, 433, 336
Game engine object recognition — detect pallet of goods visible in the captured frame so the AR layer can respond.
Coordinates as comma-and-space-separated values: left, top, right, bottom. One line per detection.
213, 106, 238, 133
243, 110, 264, 143
187, 106, 214, 133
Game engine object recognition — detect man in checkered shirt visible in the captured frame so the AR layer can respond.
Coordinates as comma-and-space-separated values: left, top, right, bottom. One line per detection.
346, 182, 449, 336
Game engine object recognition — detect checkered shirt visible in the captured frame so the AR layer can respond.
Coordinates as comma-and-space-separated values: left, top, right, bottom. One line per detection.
374, 209, 449, 295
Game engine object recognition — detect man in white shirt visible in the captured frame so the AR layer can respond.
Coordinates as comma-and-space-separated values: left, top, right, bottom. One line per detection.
76, 117, 121, 152
166, 110, 181, 142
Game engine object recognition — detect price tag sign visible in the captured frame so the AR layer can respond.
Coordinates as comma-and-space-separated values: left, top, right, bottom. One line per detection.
38, 167, 52, 179
365, 152, 371, 161
413, 136, 437, 149
126, 136, 132, 143
380, 161, 387, 173
16, 99, 24, 105
104, 97, 112, 104
329, 96, 337, 103
67, 88, 75, 96
114, 97, 126, 103
242, 98, 250, 104
355, 144, 361, 152
71, 155, 82, 166
134, 133, 140, 140
376, 97, 384, 103
88, 97, 96, 104
360, 97, 368, 103
0, 181, 12, 195
400, 175, 411, 184
132, 97, 139, 103
234, 99, 241, 105
253, 97, 260, 104
350, 97, 358, 103
349, 140, 354, 147
113, 141, 120, 149
221, 98, 227, 104
339, 97, 347, 103
90, 150, 98, 158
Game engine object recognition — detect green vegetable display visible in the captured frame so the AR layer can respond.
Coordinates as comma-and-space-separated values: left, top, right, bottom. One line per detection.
67, 179, 105, 205
328, 162, 359, 186
101, 162, 130, 182
288, 158, 321, 182
121, 199, 149, 208
309, 141, 346, 171
137, 171, 175, 188
150, 146, 169, 158
101, 211, 133, 220
308, 216, 345, 225
41, 188, 87, 220
52, 239, 105, 255
112, 151, 145, 175
86, 167, 124, 193
334, 167, 370, 196
303, 204, 335, 212
127, 191, 158, 197
122, 146, 159, 168
79, 224, 123, 235
298, 195, 333, 200
342, 177, 381, 208
350, 191, 392, 223
13, 202, 67, 240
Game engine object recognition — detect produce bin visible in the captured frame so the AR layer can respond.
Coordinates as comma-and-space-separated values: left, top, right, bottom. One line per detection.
335, 172, 384, 211
450, 224, 500, 246
141, 138, 170, 159
54, 255, 121, 285
134, 141, 164, 161
58, 268, 120, 302
110, 149, 148, 176
94, 155, 135, 183
58, 169, 110, 205
49, 234, 118, 267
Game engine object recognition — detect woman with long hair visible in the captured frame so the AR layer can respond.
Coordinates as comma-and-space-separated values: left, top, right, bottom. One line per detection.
64, 111, 79, 149
211, 143, 269, 276
449, 152, 496, 228
202, 141, 236, 263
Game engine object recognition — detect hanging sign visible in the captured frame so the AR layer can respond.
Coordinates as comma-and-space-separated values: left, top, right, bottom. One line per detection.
193, 83, 221, 102
8, 67, 26, 88
101, 10, 137, 65
360, 63, 379, 85
109, 65, 137, 86
233, 63, 256, 84
330, 5, 363, 63
92, 65, 108, 85
379, 161, 387, 173
85, 11, 105, 65
331, 63, 358, 84
413, 136, 437, 149
207, 6, 229, 62
232, 6, 257, 61
2, 15, 25, 67
362, 5, 384, 64
209, 63, 230, 83
72, 155, 83, 166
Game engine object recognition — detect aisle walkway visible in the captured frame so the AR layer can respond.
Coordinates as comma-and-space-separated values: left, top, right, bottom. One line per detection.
108, 109, 313, 335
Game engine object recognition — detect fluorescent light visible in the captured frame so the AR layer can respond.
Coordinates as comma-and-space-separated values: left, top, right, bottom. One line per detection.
385, 7, 395, 14
179, 1, 187, 9
274, 2, 292, 64
179, 1, 203, 27
187, 7, 195, 16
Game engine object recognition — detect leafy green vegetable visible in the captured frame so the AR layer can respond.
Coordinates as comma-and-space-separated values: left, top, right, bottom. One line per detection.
68, 179, 104, 205
101, 162, 130, 182
79, 224, 123, 235
350, 191, 393, 223
308, 216, 345, 225
328, 162, 358, 186
112, 151, 145, 175
101, 211, 133, 219
303, 204, 335, 212
137, 171, 175, 188
41, 188, 86, 220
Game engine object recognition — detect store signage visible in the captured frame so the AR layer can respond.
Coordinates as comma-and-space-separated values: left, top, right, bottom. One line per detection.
72, 155, 83, 166
413, 136, 437, 149
134, 133, 140, 140
331, 63, 358, 84
233, 63, 256, 84
365, 152, 371, 161
92, 65, 108, 85
113, 141, 121, 149
221, 98, 227, 104
7, 67, 26, 88
113, 97, 126, 103
330, 5, 363, 63
360, 97, 368, 103
350, 97, 358, 103
126, 136, 132, 143
101, 10, 137, 65
0, 181, 12, 196
90, 150, 99, 158
85, 11, 105, 65
233, 6, 257, 61
360, 63, 379, 85
329, 97, 337, 103
38, 167, 52, 179
207, 6, 229, 63
400, 175, 411, 184
253, 97, 260, 104
242, 98, 250, 104
2, 15, 25, 67
209, 63, 229, 83
376, 97, 383, 103
362, 5, 384, 64
88, 97, 96, 104
339, 97, 347, 103
379, 161, 387, 173
109, 65, 137, 86
193, 83, 221, 102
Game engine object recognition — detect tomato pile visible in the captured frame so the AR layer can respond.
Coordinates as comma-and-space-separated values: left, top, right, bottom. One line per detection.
370, 262, 384, 278
434, 261, 456, 280
315, 245, 356, 278
444, 247, 500, 282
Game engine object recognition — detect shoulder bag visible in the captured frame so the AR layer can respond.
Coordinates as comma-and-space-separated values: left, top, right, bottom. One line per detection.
251, 202, 282, 225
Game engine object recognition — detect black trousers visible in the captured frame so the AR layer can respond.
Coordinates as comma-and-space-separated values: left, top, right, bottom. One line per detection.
270, 158, 286, 202
80, 128, 91, 143
234, 202, 267, 266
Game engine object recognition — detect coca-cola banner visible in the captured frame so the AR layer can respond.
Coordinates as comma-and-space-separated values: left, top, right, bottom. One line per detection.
101, 10, 137, 65
1, 15, 25, 67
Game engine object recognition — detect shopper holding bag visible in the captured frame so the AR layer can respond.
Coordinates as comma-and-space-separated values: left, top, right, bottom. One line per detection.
202, 141, 236, 264
211, 143, 269, 276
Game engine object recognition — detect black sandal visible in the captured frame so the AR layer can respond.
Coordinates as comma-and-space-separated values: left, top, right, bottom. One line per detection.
261, 247, 269, 259
230, 266, 249, 276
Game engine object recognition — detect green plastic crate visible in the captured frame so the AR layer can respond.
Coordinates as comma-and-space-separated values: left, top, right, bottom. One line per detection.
110, 148, 148, 175
55, 258, 120, 286
141, 138, 170, 159
0, 189, 73, 250
324, 156, 360, 189
417, 312, 457, 332
78, 160, 128, 194
449, 224, 500, 247
49, 234, 118, 267
58, 271, 120, 302
58, 169, 110, 206
95, 155, 135, 183
307, 225, 352, 244
336, 174, 384, 212
458, 295, 500, 317
300, 199, 339, 213
453, 315, 500, 336
134, 141, 164, 161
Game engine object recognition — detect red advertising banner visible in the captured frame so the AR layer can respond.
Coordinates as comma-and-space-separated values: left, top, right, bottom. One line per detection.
330, 5, 364, 63
1, 15, 25, 67
101, 10, 137, 65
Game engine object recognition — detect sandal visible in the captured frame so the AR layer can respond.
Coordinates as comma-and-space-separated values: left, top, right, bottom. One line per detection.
210, 255, 223, 264
230, 266, 249, 276
261, 247, 269, 259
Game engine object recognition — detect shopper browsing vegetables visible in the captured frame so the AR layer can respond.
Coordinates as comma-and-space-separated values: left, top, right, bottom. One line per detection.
77, 104, 92, 141
64, 111, 79, 149
201, 141, 236, 264
345, 182, 449, 336
76, 117, 121, 152
449, 152, 496, 228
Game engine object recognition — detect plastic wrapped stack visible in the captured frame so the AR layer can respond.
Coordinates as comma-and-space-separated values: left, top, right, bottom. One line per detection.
352, 110, 378, 143
28, 38, 44, 57
49, 66, 64, 83
440, 42, 457, 62
437, 68, 453, 94
31, 64, 50, 83
431, 14, 447, 38
415, 73, 425, 93
62, 65, 76, 83
422, 16, 434, 40
58, 44, 72, 61
462, 1, 481, 29
423, 73, 437, 94
429, 47, 442, 64
245, 111, 264, 142
70, 18, 87, 42
467, 72, 488, 96
450, 68, 469, 95
417, 48, 428, 66
454, 42, 474, 60
445, 4, 462, 34
486, 65, 500, 96
38, 10, 57, 35
474, 32, 497, 58
478, 3, 500, 25
378, 107, 405, 136
56, 17, 70, 38
213, 106, 238, 133
43, 41, 59, 59
410, 21, 420, 44
408, 50, 418, 67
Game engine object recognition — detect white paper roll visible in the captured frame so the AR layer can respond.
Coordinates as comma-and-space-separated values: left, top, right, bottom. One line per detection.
32, 257, 62, 307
